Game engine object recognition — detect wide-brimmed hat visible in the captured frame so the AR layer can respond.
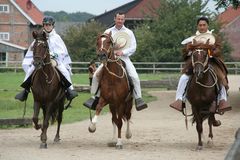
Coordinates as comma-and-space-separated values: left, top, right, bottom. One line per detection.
193, 33, 215, 45
112, 32, 131, 51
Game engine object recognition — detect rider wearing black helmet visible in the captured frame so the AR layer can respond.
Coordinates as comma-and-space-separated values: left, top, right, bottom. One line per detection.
15, 16, 78, 102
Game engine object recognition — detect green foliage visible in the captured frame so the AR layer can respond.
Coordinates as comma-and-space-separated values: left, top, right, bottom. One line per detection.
133, 0, 213, 62
62, 21, 105, 62
44, 11, 94, 22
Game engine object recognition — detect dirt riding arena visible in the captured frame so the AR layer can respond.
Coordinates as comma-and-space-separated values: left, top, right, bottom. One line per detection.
0, 75, 239, 160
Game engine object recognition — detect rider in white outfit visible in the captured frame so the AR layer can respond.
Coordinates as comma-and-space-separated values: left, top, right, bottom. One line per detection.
83, 12, 148, 111
170, 17, 231, 114
15, 16, 78, 101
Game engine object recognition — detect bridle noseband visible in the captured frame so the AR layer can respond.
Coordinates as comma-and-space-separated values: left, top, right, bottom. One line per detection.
33, 39, 51, 69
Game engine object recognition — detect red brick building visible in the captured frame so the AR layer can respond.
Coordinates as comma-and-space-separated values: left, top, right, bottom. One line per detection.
218, 7, 240, 60
0, 0, 43, 66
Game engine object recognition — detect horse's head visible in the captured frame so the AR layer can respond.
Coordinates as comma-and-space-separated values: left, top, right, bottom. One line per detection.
32, 30, 50, 70
96, 32, 114, 63
190, 39, 212, 79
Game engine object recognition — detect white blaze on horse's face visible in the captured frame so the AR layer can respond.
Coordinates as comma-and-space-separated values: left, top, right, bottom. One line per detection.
100, 37, 107, 50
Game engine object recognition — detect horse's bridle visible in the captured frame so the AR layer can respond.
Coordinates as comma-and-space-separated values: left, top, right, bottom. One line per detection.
33, 39, 51, 69
191, 48, 218, 88
98, 33, 125, 79
191, 49, 209, 71
97, 33, 114, 59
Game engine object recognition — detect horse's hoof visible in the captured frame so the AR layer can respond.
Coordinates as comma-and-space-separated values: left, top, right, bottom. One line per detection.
125, 132, 132, 139
107, 142, 117, 147
116, 144, 123, 149
54, 137, 61, 143
40, 143, 47, 149
35, 125, 41, 130
195, 145, 203, 151
88, 123, 96, 133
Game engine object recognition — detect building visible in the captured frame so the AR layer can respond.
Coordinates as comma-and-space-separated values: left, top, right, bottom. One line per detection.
218, 7, 240, 60
0, 0, 43, 67
89, 0, 160, 29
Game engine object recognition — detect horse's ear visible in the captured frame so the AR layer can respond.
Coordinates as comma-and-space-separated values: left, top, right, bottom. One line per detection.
193, 39, 197, 45
32, 31, 37, 39
206, 39, 210, 45
42, 30, 47, 40
109, 31, 112, 36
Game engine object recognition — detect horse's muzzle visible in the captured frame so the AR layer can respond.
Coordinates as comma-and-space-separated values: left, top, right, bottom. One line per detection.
98, 52, 107, 62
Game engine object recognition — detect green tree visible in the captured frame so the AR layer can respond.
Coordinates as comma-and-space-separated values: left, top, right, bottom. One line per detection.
62, 22, 105, 62
133, 0, 232, 62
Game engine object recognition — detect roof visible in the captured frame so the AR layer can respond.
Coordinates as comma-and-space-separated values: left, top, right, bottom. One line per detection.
218, 6, 240, 27
10, 0, 44, 25
125, 0, 159, 19
90, 0, 160, 27
0, 40, 26, 52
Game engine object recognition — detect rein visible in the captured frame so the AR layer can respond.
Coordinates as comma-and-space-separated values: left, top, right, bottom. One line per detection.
33, 39, 55, 84
195, 67, 218, 88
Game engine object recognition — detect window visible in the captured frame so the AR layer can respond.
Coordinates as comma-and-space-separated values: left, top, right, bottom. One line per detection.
0, 52, 6, 66
0, 32, 10, 41
0, 5, 9, 13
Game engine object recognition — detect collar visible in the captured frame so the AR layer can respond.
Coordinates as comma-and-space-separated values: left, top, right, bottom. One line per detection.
114, 25, 126, 31
196, 29, 214, 35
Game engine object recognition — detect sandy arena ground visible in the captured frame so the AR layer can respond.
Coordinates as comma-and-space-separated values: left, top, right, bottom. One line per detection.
0, 75, 239, 160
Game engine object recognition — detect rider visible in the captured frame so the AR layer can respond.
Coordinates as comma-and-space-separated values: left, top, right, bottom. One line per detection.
83, 11, 148, 111
170, 16, 231, 114
15, 16, 78, 101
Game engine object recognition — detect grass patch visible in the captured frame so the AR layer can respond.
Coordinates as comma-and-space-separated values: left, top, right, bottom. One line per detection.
0, 72, 175, 128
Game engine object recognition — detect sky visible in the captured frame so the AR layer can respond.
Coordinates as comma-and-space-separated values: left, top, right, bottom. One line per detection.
31, 0, 134, 15
31, 0, 221, 15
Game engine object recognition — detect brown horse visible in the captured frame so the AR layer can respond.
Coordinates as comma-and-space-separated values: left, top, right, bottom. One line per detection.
88, 32, 133, 149
31, 30, 65, 148
187, 40, 221, 150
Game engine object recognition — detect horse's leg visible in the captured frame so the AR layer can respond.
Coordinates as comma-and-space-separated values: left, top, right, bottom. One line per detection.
194, 108, 203, 150
32, 101, 41, 130
125, 101, 132, 139
207, 113, 214, 146
107, 105, 117, 147
54, 101, 64, 143
40, 104, 52, 149
116, 115, 123, 149
88, 97, 107, 133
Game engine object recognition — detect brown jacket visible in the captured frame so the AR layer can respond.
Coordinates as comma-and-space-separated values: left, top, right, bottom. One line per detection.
181, 34, 228, 88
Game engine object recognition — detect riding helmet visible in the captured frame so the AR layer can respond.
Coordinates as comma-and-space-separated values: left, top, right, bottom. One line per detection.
42, 16, 55, 25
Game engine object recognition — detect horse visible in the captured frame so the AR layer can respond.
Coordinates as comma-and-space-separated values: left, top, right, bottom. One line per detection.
88, 32, 133, 149
187, 39, 222, 150
31, 30, 66, 148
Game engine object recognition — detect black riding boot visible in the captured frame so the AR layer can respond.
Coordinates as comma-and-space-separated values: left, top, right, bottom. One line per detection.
56, 70, 78, 101
83, 96, 99, 110
66, 88, 78, 101
15, 77, 31, 102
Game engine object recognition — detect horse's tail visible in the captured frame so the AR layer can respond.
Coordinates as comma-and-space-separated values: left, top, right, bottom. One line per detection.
192, 113, 209, 125
50, 105, 61, 124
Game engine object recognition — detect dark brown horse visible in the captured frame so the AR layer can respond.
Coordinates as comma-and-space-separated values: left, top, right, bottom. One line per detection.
31, 30, 65, 148
88, 32, 133, 149
187, 40, 221, 150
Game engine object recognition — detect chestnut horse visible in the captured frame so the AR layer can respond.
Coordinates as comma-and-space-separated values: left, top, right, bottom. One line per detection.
31, 30, 65, 148
187, 40, 221, 150
88, 32, 133, 149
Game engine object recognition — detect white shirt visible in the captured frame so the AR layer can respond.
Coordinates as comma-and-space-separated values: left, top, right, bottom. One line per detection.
23, 29, 72, 68
105, 25, 137, 57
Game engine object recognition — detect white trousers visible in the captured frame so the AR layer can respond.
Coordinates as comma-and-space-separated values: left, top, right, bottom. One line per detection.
23, 62, 73, 90
91, 57, 142, 99
176, 74, 227, 102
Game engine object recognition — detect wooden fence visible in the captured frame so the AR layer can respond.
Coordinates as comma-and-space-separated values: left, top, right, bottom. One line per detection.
1, 61, 240, 74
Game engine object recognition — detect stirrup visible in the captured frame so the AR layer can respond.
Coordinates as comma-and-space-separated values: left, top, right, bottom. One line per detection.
135, 98, 148, 111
